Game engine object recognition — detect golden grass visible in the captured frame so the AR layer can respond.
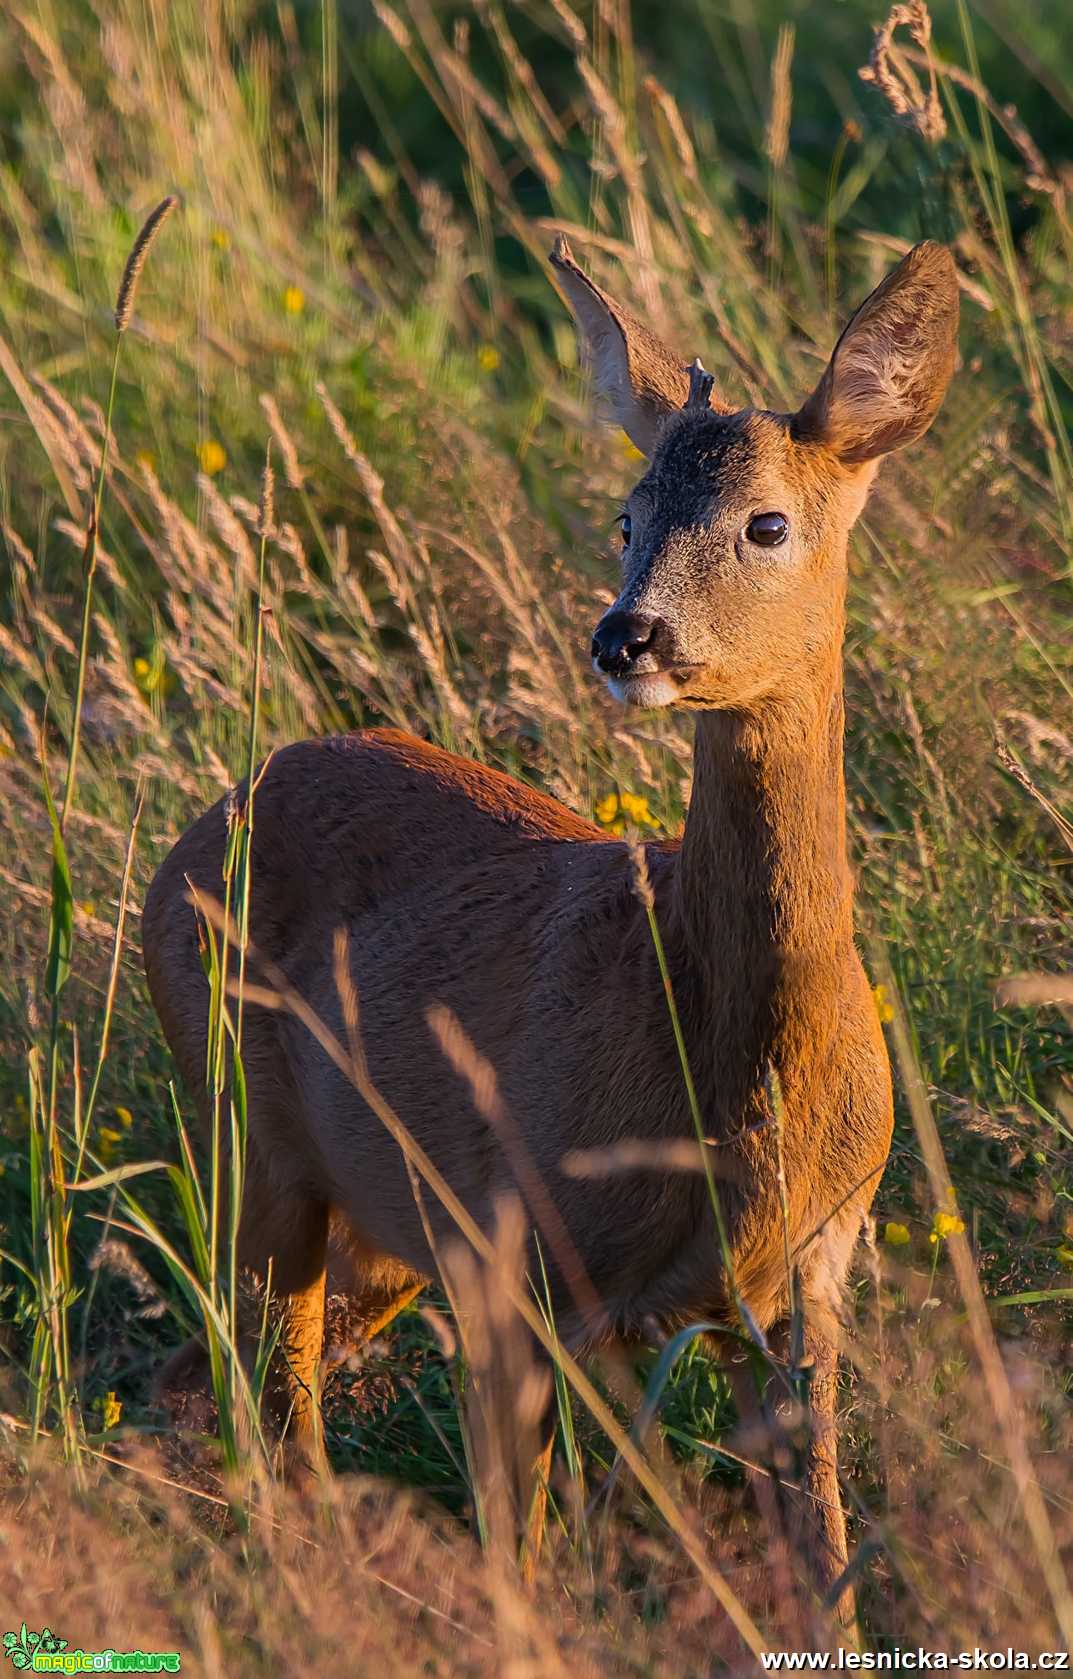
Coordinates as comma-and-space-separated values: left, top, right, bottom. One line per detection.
0, 0, 1071, 1664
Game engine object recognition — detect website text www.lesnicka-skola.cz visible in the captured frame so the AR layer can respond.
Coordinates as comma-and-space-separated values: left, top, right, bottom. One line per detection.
760, 1652, 1070, 1671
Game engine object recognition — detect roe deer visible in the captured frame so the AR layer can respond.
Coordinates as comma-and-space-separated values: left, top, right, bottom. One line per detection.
142, 237, 958, 1621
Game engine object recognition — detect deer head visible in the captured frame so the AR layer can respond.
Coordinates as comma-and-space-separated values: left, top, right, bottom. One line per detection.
551, 236, 959, 711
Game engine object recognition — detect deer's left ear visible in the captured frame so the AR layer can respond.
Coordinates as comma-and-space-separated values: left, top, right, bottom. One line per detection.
550, 235, 730, 455
792, 241, 959, 464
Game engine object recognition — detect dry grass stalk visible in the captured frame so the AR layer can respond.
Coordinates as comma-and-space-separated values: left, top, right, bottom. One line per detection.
562, 1137, 750, 1179
475, 0, 566, 147
1, 1, 1071, 1658
995, 972, 1073, 1008
426, 1003, 607, 1337
765, 24, 795, 170
881, 965, 1073, 1647
0, 330, 82, 517
202, 899, 765, 1652
316, 382, 415, 580
859, 1, 946, 144
997, 738, 1073, 855
995, 972, 1073, 1033
31, 374, 98, 482
258, 394, 305, 490
898, 43, 1062, 206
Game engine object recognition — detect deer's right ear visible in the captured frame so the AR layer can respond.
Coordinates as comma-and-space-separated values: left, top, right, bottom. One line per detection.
550, 235, 694, 456
792, 241, 959, 465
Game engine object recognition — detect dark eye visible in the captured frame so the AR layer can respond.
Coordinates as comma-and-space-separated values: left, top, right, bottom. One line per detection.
745, 512, 789, 547
619, 513, 632, 547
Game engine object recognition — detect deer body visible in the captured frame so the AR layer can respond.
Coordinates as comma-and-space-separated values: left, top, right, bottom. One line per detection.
147, 711, 886, 1334
143, 237, 958, 1619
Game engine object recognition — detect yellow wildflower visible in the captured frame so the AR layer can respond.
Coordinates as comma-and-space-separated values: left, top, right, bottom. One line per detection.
594, 796, 623, 835
97, 1125, 123, 1163
873, 984, 894, 1025
210, 228, 231, 251
620, 791, 657, 828
932, 1210, 965, 1241
79, 900, 97, 918
94, 1391, 122, 1429
884, 1221, 911, 1247
115, 1106, 133, 1130
283, 285, 305, 315
134, 654, 176, 698
477, 344, 501, 373
134, 449, 156, 473
134, 655, 169, 696
596, 790, 658, 835
619, 432, 644, 463
198, 439, 227, 476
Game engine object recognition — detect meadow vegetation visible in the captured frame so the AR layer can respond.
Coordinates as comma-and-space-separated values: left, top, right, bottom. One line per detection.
0, 0, 1071, 1668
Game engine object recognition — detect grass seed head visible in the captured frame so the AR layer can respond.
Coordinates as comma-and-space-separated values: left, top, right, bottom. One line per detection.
114, 194, 177, 333
628, 837, 655, 912
259, 452, 276, 540
859, 1, 945, 143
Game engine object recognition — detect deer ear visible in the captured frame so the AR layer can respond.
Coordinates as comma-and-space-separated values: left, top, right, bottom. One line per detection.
551, 235, 714, 456
792, 242, 959, 464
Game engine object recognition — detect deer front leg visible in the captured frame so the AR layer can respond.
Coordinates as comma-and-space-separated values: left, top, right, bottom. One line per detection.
795, 1326, 853, 1628
726, 1317, 855, 1640
726, 1351, 803, 1635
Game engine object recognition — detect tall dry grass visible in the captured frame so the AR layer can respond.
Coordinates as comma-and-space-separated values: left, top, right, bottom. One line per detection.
0, 0, 1071, 1666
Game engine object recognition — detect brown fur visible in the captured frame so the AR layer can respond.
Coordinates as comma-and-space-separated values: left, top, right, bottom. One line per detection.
142, 238, 958, 1620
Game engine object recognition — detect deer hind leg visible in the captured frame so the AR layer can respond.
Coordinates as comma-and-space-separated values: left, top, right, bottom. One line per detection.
520, 1411, 556, 1585
244, 1179, 331, 1477
145, 886, 334, 1472
154, 1153, 330, 1479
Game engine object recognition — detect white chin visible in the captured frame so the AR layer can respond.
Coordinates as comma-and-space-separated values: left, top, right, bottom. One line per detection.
606, 673, 680, 709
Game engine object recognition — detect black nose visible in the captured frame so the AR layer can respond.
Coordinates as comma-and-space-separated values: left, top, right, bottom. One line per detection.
591, 610, 661, 676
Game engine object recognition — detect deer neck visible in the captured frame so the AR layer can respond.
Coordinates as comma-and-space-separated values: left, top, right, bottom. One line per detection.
669, 638, 854, 1109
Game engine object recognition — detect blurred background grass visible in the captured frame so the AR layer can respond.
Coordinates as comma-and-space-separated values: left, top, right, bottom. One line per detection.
0, 0, 1072, 1663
